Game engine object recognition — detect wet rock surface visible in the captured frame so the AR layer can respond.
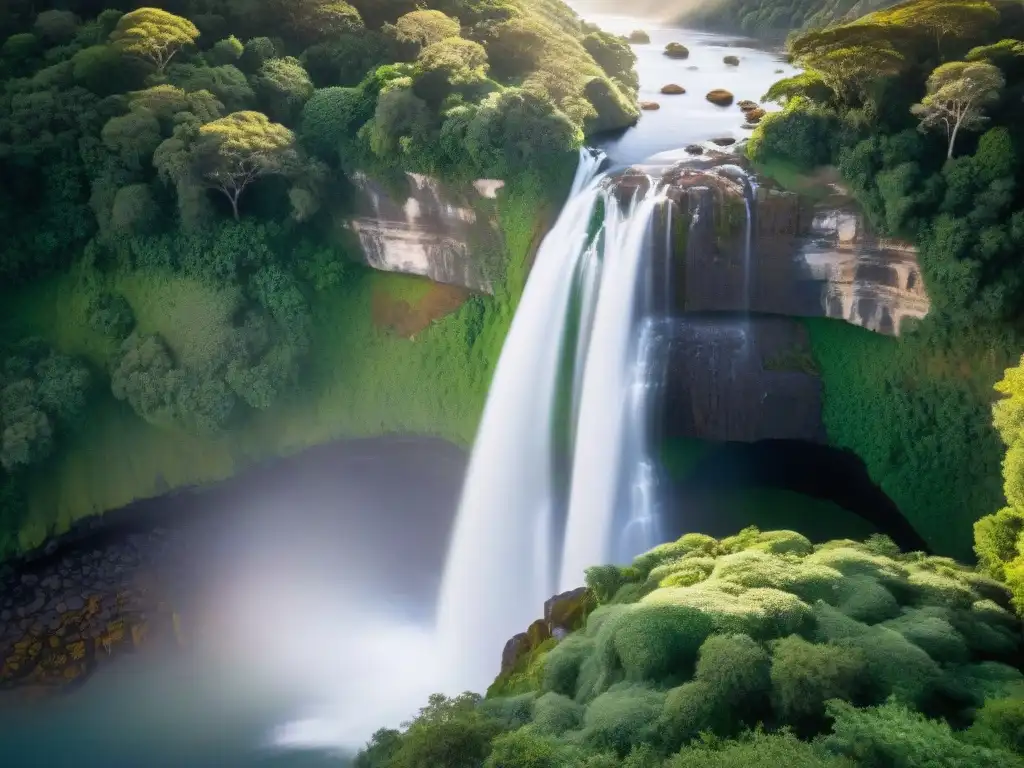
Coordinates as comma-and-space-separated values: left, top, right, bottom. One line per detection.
0, 529, 187, 695
661, 314, 826, 444
658, 159, 929, 335
348, 172, 505, 294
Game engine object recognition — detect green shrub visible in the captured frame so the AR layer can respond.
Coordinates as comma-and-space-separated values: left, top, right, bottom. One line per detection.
531, 692, 583, 735
881, 610, 970, 663
581, 684, 666, 756
694, 633, 771, 708
645, 584, 814, 639
483, 726, 582, 768
833, 574, 900, 623
824, 699, 1016, 767
770, 635, 867, 726
541, 634, 593, 697
658, 680, 729, 752
812, 603, 941, 706
667, 728, 853, 767
479, 692, 536, 730
969, 696, 1024, 754
710, 549, 843, 603
608, 604, 715, 684
632, 533, 718, 578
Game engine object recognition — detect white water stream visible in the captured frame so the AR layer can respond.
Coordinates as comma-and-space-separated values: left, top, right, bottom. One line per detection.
434, 150, 606, 691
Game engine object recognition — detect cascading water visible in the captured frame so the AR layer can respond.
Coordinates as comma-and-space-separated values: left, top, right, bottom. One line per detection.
437, 150, 677, 690
558, 183, 669, 591
435, 149, 605, 692
614, 317, 669, 564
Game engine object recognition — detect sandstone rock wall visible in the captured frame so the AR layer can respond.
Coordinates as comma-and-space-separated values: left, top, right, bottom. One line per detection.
348, 172, 506, 294
663, 165, 929, 335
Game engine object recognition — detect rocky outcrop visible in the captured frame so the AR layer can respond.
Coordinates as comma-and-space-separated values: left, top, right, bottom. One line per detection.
0, 530, 186, 695
347, 172, 506, 294
496, 588, 595, 682
660, 163, 929, 335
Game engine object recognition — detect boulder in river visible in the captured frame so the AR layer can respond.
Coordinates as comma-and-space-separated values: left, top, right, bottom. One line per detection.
737, 99, 759, 111
627, 29, 650, 43
640, 101, 661, 110
742, 123, 758, 130
744, 107, 766, 123
660, 83, 685, 95
710, 137, 736, 147
684, 144, 703, 155
724, 55, 740, 65
665, 42, 689, 59
687, 65, 699, 70
706, 89, 734, 106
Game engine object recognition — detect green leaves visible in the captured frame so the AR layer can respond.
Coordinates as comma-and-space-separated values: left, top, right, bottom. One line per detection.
109, 8, 200, 73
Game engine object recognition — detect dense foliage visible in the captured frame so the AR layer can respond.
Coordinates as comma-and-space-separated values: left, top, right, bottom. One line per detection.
744, 0, 1024, 557
0, 0, 639, 553
676, 0, 900, 37
356, 528, 1024, 767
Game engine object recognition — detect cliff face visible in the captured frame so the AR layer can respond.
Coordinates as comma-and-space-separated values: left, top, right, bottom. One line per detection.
664, 165, 929, 335
348, 172, 507, 294
661, 314, 826, 444
646, 161, 931, 444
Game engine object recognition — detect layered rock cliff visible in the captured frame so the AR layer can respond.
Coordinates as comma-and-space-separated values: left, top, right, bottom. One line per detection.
347, 172, 507, 294
662, 163, 930, 335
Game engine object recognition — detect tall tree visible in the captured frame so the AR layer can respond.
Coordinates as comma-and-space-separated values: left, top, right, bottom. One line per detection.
911, 60, 1004, 159
192, 111, 298, 220
109, 8, 200, 74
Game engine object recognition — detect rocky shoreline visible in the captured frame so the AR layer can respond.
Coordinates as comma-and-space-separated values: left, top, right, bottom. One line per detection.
0, 521, 192, 697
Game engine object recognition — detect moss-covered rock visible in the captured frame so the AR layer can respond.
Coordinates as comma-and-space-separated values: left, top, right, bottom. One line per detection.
627, 30, 650, 44
665, 42, 689, 59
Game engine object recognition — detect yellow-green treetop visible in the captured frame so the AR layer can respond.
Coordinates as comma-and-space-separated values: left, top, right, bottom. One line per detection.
193, 111, 298, 220
395, 10, 461, 47
109, 8, 200, 73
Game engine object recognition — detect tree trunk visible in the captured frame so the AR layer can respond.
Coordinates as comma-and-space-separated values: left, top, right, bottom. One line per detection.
230, 191, 240, 221
948, 111, 966, 160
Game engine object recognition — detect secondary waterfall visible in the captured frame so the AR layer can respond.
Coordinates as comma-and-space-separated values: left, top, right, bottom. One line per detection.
435, 150, 605, 691
558, 183, 668, 592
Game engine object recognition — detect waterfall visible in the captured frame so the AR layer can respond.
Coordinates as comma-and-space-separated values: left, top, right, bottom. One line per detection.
570, 236, 604, 436
435, 149, 605, 692
743, 176, 758, 310
558, 183, 668, 592
614, 317, 669, 564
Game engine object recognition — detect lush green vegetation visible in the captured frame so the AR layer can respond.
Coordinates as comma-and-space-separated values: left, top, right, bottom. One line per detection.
744, 0, 1024, 558
676, 0, 899, 38
355, 527, 1024, 767
0, 0, 640, 555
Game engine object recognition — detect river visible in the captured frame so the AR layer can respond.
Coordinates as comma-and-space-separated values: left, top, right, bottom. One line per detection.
571, 4, 799, 166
